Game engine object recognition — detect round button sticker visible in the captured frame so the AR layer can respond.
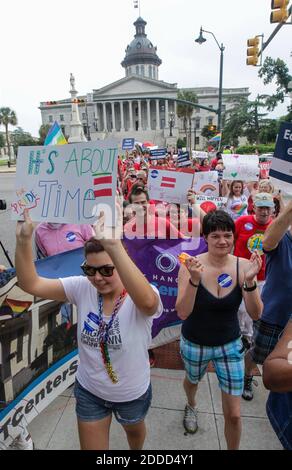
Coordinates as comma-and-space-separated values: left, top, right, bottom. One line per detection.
218, 274, 233, 288
66, 232, 76, 242
244, 223, 254, 231
150, 170, 159, 179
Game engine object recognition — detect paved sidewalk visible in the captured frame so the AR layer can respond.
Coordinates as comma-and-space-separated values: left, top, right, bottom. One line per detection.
28, 368, 282, 450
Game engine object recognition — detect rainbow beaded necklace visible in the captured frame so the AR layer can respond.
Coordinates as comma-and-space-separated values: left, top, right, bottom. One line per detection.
97, 290, 127, 384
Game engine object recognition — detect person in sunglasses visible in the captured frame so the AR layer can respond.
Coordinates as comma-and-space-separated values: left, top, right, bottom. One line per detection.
15, 209, 163, 450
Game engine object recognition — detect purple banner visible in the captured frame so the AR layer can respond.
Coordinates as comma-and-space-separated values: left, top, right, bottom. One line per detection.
123, 237, 207, 338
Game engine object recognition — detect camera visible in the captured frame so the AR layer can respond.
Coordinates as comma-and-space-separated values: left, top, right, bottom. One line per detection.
0, 199, 7, 211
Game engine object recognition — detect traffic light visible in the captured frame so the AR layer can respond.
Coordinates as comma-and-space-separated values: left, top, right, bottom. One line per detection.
246, 37, 260, 66
270, 0, 289, 23
208, 124, 217, 132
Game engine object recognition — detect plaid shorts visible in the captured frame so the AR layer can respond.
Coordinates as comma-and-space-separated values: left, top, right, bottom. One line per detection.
249, 320, 283, 365
180, 336, 245, 396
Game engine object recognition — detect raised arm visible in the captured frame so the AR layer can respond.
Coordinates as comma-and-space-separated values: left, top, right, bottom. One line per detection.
263, 319, 292, 393
94, 211, 159, 316
15, 210, 67, 302
241, 253, 263, 321
263, 201, 292, 251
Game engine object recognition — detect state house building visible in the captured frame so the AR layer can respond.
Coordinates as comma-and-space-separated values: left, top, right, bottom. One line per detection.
39, 17, 249, 148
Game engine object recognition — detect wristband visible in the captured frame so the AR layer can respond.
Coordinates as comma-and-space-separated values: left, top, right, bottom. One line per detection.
189, 279, 200, 288
243, 281, 257, 292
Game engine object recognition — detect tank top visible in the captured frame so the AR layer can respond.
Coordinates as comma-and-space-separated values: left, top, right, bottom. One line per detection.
181, 258, 242, 346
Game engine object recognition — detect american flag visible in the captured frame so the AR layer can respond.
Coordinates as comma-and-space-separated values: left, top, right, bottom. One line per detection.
93, 173, 113, 198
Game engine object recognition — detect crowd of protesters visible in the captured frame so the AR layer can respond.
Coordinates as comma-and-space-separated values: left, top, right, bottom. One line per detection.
9, 143, 292, 451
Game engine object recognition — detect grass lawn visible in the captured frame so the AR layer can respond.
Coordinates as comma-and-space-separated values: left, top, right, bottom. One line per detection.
0, 159, 8, 166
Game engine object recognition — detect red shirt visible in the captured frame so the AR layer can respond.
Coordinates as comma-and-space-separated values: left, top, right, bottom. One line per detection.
199, 165, 211, 172
234, 215, 272, 281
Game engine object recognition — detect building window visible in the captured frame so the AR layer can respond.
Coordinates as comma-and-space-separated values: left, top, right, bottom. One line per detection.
141, 65, 145, 76
49, 115, 53, 123
149, 66, 152, 79
136, 65, 139, 75
61, 126, 66, 135
195, 118, 200, 129
60, 114, 64, 121
195, 108, 200, 114
208, 117, 213, 126
195, 137, 200, 146
82, 113, 86, 120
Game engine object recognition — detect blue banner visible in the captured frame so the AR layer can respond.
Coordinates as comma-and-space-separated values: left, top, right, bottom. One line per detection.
270, 122, 292, 185
122, 138, 135, 151
149, 148, 167, 159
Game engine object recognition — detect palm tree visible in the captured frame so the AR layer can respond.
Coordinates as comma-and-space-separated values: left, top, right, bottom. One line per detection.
176, 90, 198, 150
0, 107, 18, 162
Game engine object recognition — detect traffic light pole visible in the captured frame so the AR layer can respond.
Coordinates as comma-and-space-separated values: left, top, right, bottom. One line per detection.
218, 45, 224, 133
260, 4, 292, 56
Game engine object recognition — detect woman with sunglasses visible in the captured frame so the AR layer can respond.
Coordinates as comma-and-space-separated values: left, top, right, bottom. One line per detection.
15, 209, 163, 450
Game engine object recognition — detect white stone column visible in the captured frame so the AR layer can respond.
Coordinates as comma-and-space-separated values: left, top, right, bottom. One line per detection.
156, 100, 160, 130
128, 101, 133, 131
103, 102, 107, 131
147, 99, 151, 130
174, 100, 178, 128
111, 102, 116, 131
138, 100, 142, 131
165, 100, 169, 128
120, 101, 125, 132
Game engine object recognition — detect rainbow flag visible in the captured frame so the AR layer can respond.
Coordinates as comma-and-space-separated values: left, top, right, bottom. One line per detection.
209, 133, 222, 142
44, 121, 67, 146
4, 298, 32, 316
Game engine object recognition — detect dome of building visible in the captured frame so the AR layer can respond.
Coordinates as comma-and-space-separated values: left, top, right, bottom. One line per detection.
121, 17, 162, 70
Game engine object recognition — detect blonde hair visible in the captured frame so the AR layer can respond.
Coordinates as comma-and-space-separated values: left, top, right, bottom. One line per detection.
259, 179, 274, 194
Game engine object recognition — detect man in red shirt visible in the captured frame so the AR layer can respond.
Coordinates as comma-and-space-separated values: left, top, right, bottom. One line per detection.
124, 187, 183, 239
234, 192, 274, 345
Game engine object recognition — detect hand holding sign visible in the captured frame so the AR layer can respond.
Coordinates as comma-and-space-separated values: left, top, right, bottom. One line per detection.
93, 202, 123, 245
16, 209, 35, 243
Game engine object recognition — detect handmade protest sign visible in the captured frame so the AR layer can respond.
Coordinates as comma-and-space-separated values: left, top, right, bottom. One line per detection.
195, 195, 227, 212
193, 171, 219, 196
177, 151, 191, 167
122, 138, 135, 151
11, 140, 119, 224
222, 154, 259, 182
149, 148, 167, 160
148, 168, 194, 204
270, 122, 292, 185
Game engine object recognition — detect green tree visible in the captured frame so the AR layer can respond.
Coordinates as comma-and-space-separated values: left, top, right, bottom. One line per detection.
177, 90, 198, 149
10, 127, 37, 154
0, 133, 5, 148
0, 107, 17, 162
38, 124, 51, 145
223, 96, 268, 146
258, 57, 292, 112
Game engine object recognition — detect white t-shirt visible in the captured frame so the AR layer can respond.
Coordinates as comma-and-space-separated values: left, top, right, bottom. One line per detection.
225, 195, 248, 221
60, 276, 163, 402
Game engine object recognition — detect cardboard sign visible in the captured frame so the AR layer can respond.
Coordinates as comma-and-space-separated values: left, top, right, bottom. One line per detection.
192, 151, 208, 160
149, 148, 167, 160
193, 171, 219, 196
223, 154, 259, 182
195, 195, 227, 208
11, 140, 119, 224
148, 168, 194, 204
270, 122, 292, 185
177, 151, 191, 167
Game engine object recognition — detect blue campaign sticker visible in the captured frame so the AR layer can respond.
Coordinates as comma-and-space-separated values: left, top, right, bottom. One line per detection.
66, 232, 76, 242
150, 170, 159, 179
244, 223, 254, 231
217, 273, 233, 288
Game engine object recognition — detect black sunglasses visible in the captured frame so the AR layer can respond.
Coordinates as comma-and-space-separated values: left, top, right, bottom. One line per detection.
80, 262, 115, 277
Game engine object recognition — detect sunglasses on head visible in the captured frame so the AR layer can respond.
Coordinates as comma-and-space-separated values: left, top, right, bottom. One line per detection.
80, 262, 115, 277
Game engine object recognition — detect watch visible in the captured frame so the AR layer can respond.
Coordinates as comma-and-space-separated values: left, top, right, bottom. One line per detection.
243, 281, 257, 292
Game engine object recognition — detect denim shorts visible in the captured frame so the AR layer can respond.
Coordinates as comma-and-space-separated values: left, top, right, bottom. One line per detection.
74, 380, 152, 425
180, 336, 245, 396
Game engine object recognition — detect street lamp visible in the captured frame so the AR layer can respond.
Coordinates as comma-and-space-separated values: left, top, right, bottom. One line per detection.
169, 111, 175, 137
195, 26, 225, 133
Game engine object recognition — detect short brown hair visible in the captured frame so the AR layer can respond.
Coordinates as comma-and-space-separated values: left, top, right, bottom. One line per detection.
84, 237, 105, 256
